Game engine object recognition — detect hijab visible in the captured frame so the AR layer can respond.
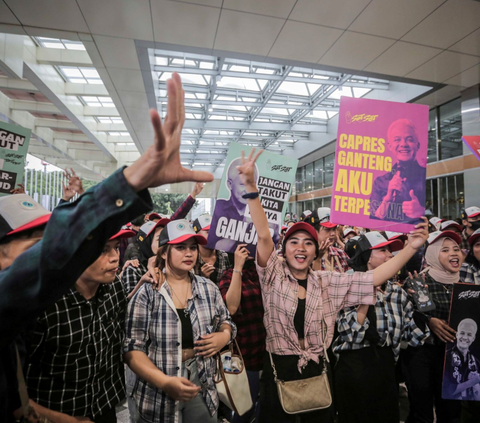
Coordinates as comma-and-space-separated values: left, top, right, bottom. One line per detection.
423, 237, 460, 285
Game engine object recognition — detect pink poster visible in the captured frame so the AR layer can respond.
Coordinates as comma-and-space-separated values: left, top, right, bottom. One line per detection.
331, 97, 429, 232
462, 136, 480, 162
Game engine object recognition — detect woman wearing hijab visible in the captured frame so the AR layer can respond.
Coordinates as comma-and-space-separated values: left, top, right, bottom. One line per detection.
402, 230, 464, 423
333, 232, 430, 423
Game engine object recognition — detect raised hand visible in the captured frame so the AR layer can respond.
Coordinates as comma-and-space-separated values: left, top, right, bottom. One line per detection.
234, 243, 249, 271
236, 148, 263, 190
123, 73, 214, 192
407, 217, 429, 251
10, 183, 25, 195
191, 182, 204, 199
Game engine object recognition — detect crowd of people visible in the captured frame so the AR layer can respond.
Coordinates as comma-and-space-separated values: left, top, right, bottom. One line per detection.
1, 73, 479, 423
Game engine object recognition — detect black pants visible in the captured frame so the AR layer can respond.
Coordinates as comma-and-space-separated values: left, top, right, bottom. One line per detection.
461, 401, 480, 423
335, 345, 399, 423
402, 344, 460, 423
259, 354, 334, 423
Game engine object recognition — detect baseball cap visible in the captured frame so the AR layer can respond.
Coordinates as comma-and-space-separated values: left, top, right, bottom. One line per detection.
159, 219, 207, 247
440, 220, 463, 232
308, 207, 337, 229
300, 210, 312, 222
138, 219, 169, 240
427, 230, 462, 247
109, 229, 136, 241
385, 231, 408, 243
283, 222, 319, 246
468, 228, 480, 246
193, 214, 212, 233
0, 194, 51, 241
344, 235, 361, 259
343, 227, 357, 237
356, 231, 404, 254
464, 207, 480, 219
148, 213, 171, 227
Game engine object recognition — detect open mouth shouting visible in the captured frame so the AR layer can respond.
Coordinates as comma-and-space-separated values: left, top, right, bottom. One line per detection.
294, 254, 307, 264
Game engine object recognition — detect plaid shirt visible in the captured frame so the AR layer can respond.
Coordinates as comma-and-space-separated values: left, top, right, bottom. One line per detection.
26, 277, 127, 418
320, 246, 350, 272
124, 274, 236, 423
334, 281, 429, 361
121, 262, 148, 294
460, 262, 480, 285
219, 265, 266, 371
256, 251, 375, 371
422, 272, 454, 327
171, 195, 195, 220
198, 250, 231, 285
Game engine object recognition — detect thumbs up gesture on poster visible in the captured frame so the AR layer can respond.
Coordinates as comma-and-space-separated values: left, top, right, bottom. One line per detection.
403, 190, 423, 218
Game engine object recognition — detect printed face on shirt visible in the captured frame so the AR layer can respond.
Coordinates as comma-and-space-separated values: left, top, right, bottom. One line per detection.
438, 238, 462, 273
163, 238, 198, 273
387, 121, 419, 163
284, 231, 317, 276
81, 239, 120, 285
456, 320, 477, 350
367, 246, 393, 270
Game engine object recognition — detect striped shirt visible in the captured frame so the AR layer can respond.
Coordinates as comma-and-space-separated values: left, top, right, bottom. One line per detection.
124, 274, 236, 423
256, 251, 375, 371
26, 277, 127, 418
333, 281, 429, 360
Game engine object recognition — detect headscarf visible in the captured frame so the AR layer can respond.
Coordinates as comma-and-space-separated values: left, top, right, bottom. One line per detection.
423, 237, 460, 284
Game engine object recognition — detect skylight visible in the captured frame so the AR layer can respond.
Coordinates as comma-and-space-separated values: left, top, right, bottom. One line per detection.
36, 37, 86, 51
58, 66, 103, 84
81, 96, 114, 107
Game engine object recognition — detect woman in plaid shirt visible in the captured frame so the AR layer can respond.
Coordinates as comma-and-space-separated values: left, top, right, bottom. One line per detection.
123, 220, 236, 423
333, 232, 430, 423
237, 149, 429, 423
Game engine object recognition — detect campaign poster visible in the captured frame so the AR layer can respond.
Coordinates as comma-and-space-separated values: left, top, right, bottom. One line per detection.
206, 143, 298, 255
0, 121, 31, 197
331, 97, 429, 232
442, 283, 480, 401
462, 136, 480, 163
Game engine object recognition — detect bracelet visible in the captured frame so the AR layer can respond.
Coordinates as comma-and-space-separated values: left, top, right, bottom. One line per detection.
233, 269, 242, 274
242, 191, 259, 199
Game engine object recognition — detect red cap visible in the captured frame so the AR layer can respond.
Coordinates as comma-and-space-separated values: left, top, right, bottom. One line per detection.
427, 230, 462, 246
109, 229, 136, 241
283, 222, 319, 246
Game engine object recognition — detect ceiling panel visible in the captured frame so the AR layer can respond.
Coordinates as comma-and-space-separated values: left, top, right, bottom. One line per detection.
151, 0, 220, 48
444, 64, 480, 88
172, 0, 223, 7
415, 84, 462, 108
0, 2, 20, 25
401, 0, 480, 49
364, 41, 442, 76
77, 0, 153, 41
214, 9, 285, 56
93, 36, 141, 71
449, 28, 480, 57
318, 31, 395, 70
269, 21, 343, 63
349, 0, 445, 39
108, 68, 146, 93
117, 91, 150, 110
223, 0, 296, 19
4, 0, 89, 32
406, 51, 479, 83
289, 0, 371, 29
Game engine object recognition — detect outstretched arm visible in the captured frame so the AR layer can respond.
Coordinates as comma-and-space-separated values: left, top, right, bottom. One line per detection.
236, 149, 273, 267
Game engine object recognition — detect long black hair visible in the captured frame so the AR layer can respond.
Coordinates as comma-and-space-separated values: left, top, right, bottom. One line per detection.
347, 249, 372, 272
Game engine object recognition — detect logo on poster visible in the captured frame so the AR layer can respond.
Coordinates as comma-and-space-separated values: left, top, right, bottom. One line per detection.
346, 111, 379, 124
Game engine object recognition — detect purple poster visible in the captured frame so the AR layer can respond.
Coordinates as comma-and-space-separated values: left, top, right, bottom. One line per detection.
331, 97, 429, 232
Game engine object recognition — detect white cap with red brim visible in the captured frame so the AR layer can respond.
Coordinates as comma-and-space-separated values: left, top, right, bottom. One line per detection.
158, 219, 207, 247
109, 229, 136, 241
465, 207, 480, 218
427, 230, 462, 246
0, 194, 51, 241
440, 220, 463, 232
363, 231, 404, 252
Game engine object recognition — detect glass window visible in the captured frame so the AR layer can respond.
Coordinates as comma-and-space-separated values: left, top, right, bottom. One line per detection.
427, 109, 437, 163
313, 198, 323, 210
324, 154, 334, 187
314, 159, 323, 190
305, 163, 314, 192
439, 98, 463, 160
296, 167, 303, 195
323, 197, 331, 208
438, 173, 464, 220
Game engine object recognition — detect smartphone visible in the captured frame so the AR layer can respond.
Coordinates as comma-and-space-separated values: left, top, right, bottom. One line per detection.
405, 276, 436, 312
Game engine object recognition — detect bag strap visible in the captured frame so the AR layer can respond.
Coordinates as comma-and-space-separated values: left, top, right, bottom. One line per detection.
333, 255, 344, 274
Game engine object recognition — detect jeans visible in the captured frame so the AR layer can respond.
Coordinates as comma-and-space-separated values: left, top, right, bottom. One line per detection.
128, 358, 217, 423
232, 370, 261, 423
